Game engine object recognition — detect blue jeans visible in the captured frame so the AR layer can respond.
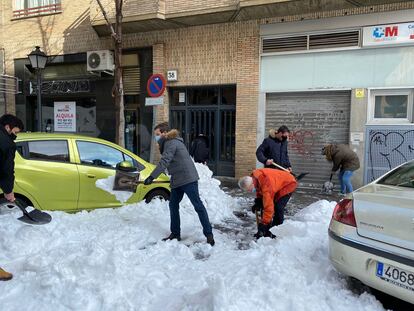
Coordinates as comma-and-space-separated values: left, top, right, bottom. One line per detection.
338, 170, 354, 194
169, 181, 213, 237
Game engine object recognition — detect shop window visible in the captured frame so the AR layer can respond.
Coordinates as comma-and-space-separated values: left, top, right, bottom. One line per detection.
221, 86, 236, 105
188, 88, 219, 106
170, 89, 186, 106
13, 0, 62, 19
369, 89, 413, 124
27, 140, 70, 162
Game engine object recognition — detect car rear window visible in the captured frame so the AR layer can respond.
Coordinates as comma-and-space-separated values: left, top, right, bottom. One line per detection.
27, 140, 70, 162
377, 161, 414, 188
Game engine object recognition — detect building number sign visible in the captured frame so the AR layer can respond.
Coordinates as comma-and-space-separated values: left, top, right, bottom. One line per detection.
167, 70, 178, 81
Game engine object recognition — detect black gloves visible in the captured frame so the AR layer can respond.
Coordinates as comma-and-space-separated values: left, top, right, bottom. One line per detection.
251, 198, 263, 214
254, 223, 276, 239
144, 176, 155, 185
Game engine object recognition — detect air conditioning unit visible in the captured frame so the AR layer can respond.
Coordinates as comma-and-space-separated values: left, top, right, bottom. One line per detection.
87, 50, 114, 72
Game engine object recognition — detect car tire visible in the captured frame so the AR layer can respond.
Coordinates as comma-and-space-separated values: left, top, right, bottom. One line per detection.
145, 189, 170, 203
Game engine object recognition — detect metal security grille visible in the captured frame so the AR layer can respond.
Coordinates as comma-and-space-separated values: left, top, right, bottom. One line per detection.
309, 31, 360, 49
123, 67, 140, 95
265, 91, 351, 189
262, 36, 307, 53
262, 30, 360, 54
169, 86, 236, 176
365, 126, 414, 183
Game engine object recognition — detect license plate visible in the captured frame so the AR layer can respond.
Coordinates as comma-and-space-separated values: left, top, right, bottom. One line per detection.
376, 262, 414, 292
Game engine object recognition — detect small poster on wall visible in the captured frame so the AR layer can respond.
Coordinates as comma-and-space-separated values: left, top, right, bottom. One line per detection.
54, 101, 76, 132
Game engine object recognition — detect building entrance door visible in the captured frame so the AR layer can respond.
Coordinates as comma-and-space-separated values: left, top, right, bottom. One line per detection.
169, 86, 236, 176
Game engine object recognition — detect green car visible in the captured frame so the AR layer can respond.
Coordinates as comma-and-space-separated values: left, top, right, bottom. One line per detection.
1, 133, 170, 212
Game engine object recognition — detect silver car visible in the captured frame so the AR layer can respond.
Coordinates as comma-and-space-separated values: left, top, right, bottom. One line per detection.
329, 160, 414, 304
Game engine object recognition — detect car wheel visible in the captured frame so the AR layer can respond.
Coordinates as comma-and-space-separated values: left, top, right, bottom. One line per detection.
145, 189, 170, 203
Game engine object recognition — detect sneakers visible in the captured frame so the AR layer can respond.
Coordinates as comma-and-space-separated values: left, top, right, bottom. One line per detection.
206, 234, 215, 246
162, 233, 181, 241
0, 267, 13, 281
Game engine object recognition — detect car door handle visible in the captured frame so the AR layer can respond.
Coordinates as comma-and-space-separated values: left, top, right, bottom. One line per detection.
87, 174, 96, 178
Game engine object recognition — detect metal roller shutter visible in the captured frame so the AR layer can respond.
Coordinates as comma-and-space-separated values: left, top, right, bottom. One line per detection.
265, 91, 351, 189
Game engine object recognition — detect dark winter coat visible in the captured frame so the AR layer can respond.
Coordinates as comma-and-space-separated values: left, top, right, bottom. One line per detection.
190, 135, 209, 164
256, 129, 291, 169
324, 144, 360, 172
0, 127, 17, 194
150, 129, 199, 189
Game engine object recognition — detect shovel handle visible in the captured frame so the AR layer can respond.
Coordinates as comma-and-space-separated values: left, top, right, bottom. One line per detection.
270, 161, 290, 172
329, 173, 333, 182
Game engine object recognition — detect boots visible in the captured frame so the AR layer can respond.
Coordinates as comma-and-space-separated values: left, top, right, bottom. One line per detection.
162, 233, 181, 241
0, 267, 13, 281
206, 234, 215, 246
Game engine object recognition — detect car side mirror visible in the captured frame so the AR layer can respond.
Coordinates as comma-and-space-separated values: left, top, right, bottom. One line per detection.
115, 161, 138, 172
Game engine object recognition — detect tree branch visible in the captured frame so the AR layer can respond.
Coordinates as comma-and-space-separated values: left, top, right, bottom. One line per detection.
95, 0, 118, 39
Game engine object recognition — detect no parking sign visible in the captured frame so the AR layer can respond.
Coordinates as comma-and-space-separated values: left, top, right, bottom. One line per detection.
147, 74, 166, 97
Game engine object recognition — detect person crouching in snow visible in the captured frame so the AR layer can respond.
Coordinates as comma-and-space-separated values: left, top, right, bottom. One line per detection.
144, 122, 215, 246
322, 144, 360, 195
238, 168, 297, 239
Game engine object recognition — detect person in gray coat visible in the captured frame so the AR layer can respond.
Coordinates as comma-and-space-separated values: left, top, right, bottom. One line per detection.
144, 122, 215, 246
322, 144, 360, 194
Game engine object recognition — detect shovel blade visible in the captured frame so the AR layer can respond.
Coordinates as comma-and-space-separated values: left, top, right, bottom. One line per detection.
295, 172, 309, 181
18, 209, 52, 225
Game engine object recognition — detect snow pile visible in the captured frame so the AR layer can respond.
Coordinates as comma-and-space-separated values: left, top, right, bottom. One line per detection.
0, 198, 385, 310
95, 162, 238, 225
0, 163, 385, 310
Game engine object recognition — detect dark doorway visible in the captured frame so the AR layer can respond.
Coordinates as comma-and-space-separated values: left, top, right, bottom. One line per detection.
169, 85, 236, 176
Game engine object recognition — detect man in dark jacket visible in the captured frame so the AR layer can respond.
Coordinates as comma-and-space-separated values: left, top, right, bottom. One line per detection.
0, 114, 24, 281
322, 144, 360, 194
189, 134, 209, 164
256, 125, 291, 171
144, 122, 215, 246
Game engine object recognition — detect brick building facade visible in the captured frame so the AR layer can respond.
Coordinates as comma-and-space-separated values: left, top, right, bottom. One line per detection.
1, 0, 413, 178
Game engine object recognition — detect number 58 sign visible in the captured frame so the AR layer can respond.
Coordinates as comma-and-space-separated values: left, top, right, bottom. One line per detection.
167, 70, 178, 81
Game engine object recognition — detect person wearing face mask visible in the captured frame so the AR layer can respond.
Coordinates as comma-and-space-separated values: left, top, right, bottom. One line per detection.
0, 114, 24, 281
256, 125, 292, 172
144, 122, 215, 246
238, 168, 297, 239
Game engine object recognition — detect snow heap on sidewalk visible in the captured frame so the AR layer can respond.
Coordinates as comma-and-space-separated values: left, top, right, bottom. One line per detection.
95, 162, 238, 224
0, 164, 385, 311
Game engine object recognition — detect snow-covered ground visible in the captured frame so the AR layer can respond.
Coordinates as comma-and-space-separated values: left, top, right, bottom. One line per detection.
0, 164, 385, 311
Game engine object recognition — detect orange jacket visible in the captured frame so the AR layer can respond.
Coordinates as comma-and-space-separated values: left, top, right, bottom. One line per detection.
252, 168, 297, 225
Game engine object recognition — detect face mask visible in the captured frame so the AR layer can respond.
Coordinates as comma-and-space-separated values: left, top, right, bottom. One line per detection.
154, 135, 161, 143
282, 136, 288, 142
9, 133, 17, 141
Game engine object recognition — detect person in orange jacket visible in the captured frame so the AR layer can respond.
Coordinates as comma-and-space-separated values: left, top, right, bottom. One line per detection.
238, 168, 297, 239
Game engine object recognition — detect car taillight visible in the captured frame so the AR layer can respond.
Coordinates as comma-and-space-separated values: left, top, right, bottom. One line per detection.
332, 199, 357, 227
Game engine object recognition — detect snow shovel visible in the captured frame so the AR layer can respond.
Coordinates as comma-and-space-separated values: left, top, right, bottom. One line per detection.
113, 169, 167, 192
271, 162, 309, 181
0, 198, 52, 225
322, 173, 334, 194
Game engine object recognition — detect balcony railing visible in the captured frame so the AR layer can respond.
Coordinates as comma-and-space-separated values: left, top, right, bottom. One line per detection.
12, 3, 62, 19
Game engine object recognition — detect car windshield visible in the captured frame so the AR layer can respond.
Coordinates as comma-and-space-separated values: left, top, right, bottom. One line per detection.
377, 161, 414, 188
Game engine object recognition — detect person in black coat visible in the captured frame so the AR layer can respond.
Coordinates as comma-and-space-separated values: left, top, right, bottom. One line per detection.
189, 134, 209, 164
0, 114, 24, 282
256, 125, 292, 171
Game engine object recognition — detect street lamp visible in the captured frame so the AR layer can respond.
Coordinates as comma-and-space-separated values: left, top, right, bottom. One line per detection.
28, 46, 48, 131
